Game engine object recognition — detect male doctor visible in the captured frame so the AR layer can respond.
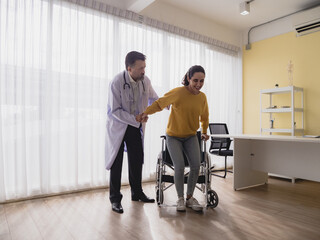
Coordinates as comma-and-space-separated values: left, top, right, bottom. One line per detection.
105, 51, 158, 214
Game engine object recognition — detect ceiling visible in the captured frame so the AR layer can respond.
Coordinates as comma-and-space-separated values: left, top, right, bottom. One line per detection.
112, 0, 320, 31
159, 0, 320, 31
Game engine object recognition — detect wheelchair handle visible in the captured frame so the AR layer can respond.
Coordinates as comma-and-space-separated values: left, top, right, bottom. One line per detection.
201, 139, 206, 152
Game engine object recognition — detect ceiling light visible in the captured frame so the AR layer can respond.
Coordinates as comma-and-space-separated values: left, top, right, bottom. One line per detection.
240, 1, 250, 15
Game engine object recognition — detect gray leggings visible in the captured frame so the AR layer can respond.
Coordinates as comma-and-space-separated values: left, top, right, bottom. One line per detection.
166, 134, 201, 198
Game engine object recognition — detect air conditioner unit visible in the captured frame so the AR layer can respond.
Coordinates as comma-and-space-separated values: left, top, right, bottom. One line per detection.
294, 18, 320, 36
293, 5, 320, 37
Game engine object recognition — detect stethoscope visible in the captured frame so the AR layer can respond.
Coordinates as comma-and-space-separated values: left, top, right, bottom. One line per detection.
123, 71, 145, 92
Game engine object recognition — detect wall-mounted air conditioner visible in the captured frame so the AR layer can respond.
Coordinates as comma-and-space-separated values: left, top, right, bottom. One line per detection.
294, 18, 320, 36
293, 5, 320, 37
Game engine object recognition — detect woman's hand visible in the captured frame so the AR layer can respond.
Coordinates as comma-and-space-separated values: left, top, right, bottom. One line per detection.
201, 133, 209, 141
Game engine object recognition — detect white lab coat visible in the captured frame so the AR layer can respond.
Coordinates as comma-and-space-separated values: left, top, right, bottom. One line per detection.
105, 70, 158, 170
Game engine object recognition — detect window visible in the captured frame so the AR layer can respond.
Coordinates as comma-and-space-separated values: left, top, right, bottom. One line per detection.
0, 0, 241, 201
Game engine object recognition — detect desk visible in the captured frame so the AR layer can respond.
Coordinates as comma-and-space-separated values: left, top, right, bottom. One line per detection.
210, 134, 320, 190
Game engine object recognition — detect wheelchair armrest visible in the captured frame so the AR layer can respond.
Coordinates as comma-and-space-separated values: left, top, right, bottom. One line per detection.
160, 135, 166, 139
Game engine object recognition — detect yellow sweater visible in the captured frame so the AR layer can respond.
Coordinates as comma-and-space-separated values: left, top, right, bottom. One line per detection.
144, 86, 209, 138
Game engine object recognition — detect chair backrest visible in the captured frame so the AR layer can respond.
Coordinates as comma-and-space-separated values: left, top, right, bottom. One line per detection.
162, 131, 203, 166
209, 123, 231, 150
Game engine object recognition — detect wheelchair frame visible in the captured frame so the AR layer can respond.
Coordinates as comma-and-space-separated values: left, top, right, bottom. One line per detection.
155, 134, 219, 208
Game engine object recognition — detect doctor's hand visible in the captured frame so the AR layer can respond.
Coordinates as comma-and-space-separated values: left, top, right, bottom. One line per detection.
140, 113, 149, 123
136, 113, 149, 123
135, 114, 142, 122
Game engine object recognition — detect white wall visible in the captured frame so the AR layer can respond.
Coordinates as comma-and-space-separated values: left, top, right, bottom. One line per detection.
95, 0, 242, 47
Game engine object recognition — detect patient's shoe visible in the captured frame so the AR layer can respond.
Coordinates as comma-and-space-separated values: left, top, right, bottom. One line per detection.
176, 197, 186, 212
186, 197, 203, 212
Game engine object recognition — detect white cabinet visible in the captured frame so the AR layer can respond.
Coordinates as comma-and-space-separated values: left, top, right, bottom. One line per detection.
260, 86, 304, 136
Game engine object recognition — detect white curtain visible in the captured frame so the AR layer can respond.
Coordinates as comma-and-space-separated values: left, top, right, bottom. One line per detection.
0, 0, 242, 202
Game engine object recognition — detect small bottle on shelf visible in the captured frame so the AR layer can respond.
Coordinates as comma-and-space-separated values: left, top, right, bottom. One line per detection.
270, 119, 274, 129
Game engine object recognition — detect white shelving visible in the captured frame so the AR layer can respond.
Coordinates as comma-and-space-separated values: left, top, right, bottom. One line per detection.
260, 86, 304, 183
260, 86, 304, 136
261, 108, 303, 113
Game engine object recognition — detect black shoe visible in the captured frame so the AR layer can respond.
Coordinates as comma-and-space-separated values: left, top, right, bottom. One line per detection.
132, 193, 155, 203
112, 202, 123, 213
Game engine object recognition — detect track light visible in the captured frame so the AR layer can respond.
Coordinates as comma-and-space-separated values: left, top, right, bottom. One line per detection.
240, 1, 250, 15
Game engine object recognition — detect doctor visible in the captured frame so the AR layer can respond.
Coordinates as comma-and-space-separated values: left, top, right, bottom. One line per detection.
105, 51, 158, 214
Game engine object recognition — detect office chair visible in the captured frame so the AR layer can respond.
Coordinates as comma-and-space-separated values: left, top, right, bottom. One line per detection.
208, 123, 233, 178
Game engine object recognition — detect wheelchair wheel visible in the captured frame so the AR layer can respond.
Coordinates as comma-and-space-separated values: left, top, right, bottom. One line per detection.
207, 190, 219, 208
156, 188, 164, 205
155, 157, 164, 206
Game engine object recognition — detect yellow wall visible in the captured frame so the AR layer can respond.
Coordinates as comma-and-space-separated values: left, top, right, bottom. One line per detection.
243, 31, 320, 135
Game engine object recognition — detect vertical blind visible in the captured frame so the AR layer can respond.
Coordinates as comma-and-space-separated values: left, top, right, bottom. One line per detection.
0, 0, 242, 202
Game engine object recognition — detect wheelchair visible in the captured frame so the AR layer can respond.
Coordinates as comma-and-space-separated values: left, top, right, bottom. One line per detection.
155, 131, 219, 208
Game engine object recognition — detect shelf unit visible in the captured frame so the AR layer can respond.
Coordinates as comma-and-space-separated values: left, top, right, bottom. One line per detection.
260, 86, 304, 136
260, 86, 304, 183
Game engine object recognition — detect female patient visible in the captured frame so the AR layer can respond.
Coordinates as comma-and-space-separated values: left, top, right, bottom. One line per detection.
139, 65, 209, 212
